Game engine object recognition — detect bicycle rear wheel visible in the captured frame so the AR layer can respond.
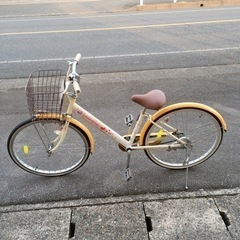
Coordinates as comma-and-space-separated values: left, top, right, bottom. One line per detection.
8, 118, 91, 176
143, 107, 223, 169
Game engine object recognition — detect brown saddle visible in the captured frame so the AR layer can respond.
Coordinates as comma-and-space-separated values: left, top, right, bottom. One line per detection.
131, 90, 166, 110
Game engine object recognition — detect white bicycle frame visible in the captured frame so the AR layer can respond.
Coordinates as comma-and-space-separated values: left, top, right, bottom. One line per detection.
75, 103, 142, 149
74, 102, 185, 149
43, 87, 184, 155
41, 55, 194, 154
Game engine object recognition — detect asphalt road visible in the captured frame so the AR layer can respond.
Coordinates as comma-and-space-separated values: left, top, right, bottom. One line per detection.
1, 64, 240, 206
0, 6, 240, 206
1, 7, 240, 78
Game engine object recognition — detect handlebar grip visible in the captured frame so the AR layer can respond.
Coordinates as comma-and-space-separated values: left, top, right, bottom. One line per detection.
73, 81, 81, 94
74, 53, 81, 64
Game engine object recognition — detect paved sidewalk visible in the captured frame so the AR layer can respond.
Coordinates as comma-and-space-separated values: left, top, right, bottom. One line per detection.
0, 0, 240, 17
1, 188, 240, 239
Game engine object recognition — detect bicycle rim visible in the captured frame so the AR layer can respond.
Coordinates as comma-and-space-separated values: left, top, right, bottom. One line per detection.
144, 108, 223, 169
8, 119, 90, 176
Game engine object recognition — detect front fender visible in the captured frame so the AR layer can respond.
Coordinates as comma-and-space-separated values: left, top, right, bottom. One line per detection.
69, 118, 95, 153
139, 102, 227, 145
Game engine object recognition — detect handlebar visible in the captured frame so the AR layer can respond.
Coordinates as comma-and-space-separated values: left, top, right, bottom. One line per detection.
74, 53, 81, 63
73, 80, 81, 93
66, 53, 81, 94
72, 53, 81, 74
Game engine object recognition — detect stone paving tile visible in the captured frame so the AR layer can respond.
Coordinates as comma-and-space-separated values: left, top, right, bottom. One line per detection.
0, 208, 71, 240
144, 198, 232, 240
71, 202, 149, 240
215, 194, 240, 239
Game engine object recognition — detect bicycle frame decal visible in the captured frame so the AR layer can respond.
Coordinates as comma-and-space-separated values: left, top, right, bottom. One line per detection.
74, 103, 185, 150
77, 107, 112, 135
75, 103, 131, 148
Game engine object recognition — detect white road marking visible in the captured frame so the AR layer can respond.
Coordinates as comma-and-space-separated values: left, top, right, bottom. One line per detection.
0, 46, 239, 65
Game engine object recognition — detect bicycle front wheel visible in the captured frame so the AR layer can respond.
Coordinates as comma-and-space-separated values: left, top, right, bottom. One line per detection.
8, 118, 91, 176
143, 107, 223, 169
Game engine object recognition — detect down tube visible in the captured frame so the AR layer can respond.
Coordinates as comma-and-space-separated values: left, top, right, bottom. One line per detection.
74, 103, 130, 147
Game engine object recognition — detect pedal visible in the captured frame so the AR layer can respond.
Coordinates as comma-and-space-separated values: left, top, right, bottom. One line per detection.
124, 114, 134, 126
124, 168, 132, 181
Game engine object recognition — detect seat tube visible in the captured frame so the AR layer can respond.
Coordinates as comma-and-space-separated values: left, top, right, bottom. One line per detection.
129, 108, 146, 145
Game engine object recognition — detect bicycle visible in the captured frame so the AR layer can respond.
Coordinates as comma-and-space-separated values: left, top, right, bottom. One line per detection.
7, 54, 227, 189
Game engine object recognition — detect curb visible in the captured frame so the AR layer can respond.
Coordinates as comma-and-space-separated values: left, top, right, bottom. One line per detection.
129, 0, 240, 11
0, 1, 240, 18
1, 187, 240, 213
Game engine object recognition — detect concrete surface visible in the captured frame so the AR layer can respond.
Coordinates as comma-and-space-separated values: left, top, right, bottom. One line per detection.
71, 202, 149, 239
145, 199, 231, 239
215, 195, 240, 239
1, 209, 71, 240
1, 188, 240, 239
0, 0, 240, 18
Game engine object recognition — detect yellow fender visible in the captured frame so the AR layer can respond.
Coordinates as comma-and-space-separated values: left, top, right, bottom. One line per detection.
36, 114, 94, 153
139, 102, 227, 145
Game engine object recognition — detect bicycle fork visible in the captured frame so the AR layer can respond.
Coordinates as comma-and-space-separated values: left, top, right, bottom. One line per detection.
33, 120, 70, 155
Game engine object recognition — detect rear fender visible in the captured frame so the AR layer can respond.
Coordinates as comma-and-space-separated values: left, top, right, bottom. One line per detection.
139, 102, 227, 145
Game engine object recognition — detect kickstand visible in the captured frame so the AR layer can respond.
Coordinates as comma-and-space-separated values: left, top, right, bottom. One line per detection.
185, 166, 189, 190
124, 149, 132, 181
184, 146, 191, 190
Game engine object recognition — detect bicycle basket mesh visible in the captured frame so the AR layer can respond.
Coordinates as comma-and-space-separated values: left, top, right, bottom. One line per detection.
26, 69, 67, 117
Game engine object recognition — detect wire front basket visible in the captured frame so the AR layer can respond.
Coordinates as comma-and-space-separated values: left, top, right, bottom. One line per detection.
26, 69, 67, 117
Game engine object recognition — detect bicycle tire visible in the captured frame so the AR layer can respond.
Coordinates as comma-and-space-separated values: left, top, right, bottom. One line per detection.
7, 118, 91, 176
143, 107, 223, 169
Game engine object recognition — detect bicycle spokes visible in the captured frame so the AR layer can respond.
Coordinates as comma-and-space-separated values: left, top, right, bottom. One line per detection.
33, 121, 63, 155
